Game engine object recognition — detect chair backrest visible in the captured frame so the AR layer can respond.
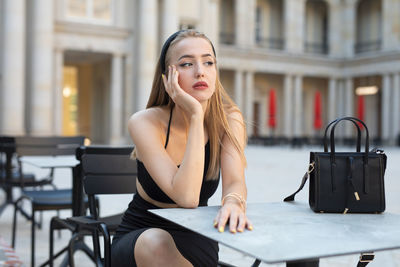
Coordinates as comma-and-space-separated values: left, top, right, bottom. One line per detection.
15, 136, 85, 156
76, 146, 137, 217
0, 137, 15, 182
0, 136, 17, 154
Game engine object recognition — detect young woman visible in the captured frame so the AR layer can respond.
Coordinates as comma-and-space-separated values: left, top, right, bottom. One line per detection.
111, 29, 252, 267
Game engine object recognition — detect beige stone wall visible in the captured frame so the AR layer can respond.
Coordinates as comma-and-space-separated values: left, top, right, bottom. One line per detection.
1, 0, 400, 144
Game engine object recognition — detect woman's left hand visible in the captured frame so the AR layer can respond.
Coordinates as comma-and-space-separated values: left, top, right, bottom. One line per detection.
213, 199, 253, 233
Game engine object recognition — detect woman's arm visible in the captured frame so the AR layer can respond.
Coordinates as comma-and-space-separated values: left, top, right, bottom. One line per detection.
129, 110, 204, 208
214, 111, 253, 233
129, 66, 205, 208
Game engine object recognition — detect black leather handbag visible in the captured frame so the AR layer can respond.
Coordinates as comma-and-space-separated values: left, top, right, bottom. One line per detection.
284, 117, 387, 214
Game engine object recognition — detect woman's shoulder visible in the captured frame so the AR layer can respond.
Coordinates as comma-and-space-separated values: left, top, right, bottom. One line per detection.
129, 107, 167, 123
128, 106, 169, 132
225, 106, 244, 123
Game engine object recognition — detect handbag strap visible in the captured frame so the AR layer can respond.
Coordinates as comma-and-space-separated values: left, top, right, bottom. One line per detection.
323, 118, 362, 152
329, 117, 370, 164
328, 117, 370, 193
283, 162, 314, 202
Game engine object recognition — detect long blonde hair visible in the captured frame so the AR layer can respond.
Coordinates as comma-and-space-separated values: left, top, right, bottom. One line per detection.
146, 30, 247, 180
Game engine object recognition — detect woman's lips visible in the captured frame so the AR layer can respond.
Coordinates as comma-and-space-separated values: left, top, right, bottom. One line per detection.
193, 81, 208, 90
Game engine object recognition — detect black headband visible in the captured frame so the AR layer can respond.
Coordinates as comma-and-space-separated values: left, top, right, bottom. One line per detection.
160, 30, 217, 74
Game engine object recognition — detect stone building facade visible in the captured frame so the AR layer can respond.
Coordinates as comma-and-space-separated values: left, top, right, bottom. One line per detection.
0, 0, 399, 145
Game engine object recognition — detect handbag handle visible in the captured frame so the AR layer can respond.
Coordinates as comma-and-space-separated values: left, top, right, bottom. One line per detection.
323, 118, 362, 152
329, 117, 371, 194
330, 117, 370, 164
329, 117, 369, 193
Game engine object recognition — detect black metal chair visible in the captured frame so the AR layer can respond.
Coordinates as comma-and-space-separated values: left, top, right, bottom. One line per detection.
11, 136, 86, 267
48, 145, 136, 267
0, 136, 46, 216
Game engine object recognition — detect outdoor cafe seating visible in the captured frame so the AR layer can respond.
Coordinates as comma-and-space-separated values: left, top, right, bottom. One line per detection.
49, 146, 137, 267
0, 136, 87, 267
0, 137, 41, 216
51, 146, 246, 267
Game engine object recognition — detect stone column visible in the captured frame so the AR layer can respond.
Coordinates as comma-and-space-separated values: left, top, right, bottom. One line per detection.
284, 0, 306, 53
344, 77, 354, 136
161, 0, 179, 43
382, 0, 400, 50
293, 75, 303, 137
336, 79, 345, 137
327, 0, 342, 57
234, 70, 243, 111
246, 0, 256, 47
261, 93, 267, 136
124, 50, 134, 142
381, 73, 391, 141
392, 73, 400, 142
245, 72, 254, 137
336, 80, 345, 118
234, 0, 256, 48
136, 0, 158, 111
235, 0, 247, 48
200, 0, 219, 47
110, 54, 124, 144
283, 74, 293, 138
30, 0, 54, 135
1, 0, 25, 135
328, 78, 337, 122
343, 0, 357, 57
209, 0, 220, 46
53, 48, 64, 135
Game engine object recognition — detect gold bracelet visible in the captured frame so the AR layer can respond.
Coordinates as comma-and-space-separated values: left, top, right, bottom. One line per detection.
221, 193, 246, 211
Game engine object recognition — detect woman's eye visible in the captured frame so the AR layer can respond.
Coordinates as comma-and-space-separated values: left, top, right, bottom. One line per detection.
205, 61, 214, 66
179, 62, 192, 67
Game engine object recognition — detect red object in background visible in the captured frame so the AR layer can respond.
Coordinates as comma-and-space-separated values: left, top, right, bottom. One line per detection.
357, 95, 365, 129
313, 91, 322, 130
268, 89, 277, 128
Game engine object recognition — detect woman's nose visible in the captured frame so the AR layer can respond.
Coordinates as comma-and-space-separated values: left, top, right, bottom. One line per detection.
195, 64, 205, 78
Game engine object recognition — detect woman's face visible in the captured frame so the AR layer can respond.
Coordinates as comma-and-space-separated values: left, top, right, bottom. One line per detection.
168, 37, 217, 103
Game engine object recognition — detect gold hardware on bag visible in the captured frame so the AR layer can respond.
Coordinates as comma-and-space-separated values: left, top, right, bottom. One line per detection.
354, 192, 360, 201
359, 253, 375, 263
343, 208, 349, 214
307, 162, 315, 174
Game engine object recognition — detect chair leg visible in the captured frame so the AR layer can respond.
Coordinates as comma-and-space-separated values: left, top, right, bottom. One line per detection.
99, 223, 111, 267
11, 201, 18, 248
68, 233, 80, 267
31, 207, 36, 267
49, 218, 55, 267
92, 229, 101, 265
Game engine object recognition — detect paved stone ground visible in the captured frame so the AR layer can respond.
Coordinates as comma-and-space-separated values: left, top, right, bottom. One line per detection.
1, 144, 400, 266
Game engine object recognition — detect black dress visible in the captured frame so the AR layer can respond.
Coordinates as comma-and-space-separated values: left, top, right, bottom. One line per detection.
111, 108, 220, 267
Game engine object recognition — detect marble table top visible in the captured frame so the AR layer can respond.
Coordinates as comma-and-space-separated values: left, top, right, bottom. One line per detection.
150, 201, 400, 263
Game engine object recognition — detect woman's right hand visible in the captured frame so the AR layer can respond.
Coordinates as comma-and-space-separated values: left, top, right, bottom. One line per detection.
162, 65, 203, 118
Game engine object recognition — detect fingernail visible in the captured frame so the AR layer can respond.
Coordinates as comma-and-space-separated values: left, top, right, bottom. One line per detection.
230, 229, 236, 234
238, 228, 243, 233
162, 74, 165, 79
213, 221, 218, 227
218, 226, 224, 232
249, 225, 253, 230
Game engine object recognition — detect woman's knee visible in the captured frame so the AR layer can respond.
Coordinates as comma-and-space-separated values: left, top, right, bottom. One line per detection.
134, 228, 177, 263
